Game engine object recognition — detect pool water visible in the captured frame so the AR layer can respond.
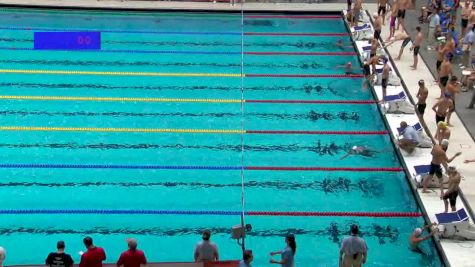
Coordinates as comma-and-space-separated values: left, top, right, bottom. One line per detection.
0, 8, 444, 266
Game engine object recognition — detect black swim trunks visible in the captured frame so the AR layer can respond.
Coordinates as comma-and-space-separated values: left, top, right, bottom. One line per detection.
363, 64, 371, 76
436, 60, 442, 70
370, 52, 376, 58
440, 76, 449, 87
462, 18, 469, 28
417, 103, 427, 115
402, 37, 411, 47
443, 190, 459, 206
429, 162, 443, 178
382, 78, 388, 88
413, 46, 420, 56
378, 6, 387, 15
374, 29, 381, 40
397, 9, 406, 19
436, 114, 446, 123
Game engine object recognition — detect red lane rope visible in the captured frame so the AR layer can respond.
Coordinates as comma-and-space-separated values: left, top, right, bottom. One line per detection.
247, 211, 421, 217
245, 15, 341, 19
245, 51, 356, 56
246, 166, 403, 172
246, 74, 364, 78
246, 100, 376, 104
246, 130, 388, 135
244, 32, 349, 36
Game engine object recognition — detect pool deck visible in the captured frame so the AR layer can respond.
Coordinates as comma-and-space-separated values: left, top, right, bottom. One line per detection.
1, 1, 475, 266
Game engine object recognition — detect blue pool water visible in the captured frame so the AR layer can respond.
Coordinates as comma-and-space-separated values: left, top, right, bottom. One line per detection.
0, 8, 444, 266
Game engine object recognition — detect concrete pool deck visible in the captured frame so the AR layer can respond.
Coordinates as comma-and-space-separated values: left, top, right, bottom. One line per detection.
1, 1, 475, 266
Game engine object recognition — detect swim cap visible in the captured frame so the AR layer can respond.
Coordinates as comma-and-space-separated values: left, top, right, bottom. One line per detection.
418, 79, 424, 85
441, 139, 450, 147
352, 146, 358, 150
438, 121, 448, 128
413, 228, 423, 236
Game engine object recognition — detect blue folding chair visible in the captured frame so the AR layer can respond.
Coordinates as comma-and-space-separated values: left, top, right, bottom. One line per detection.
384, 91, 406, 102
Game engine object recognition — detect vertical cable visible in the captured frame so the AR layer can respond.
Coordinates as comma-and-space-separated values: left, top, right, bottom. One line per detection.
239, 0, 246, 252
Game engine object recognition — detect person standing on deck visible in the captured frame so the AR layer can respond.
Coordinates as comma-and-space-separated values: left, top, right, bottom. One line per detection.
397, 0, 409, 30
438, 55, 453, 98
373, 13, 383, 40
442, 166, 462, 212
461, 0, 473, 37
410, 26, 423, 70
435, 121, 451, 144
422, 139, 462, 194
416, 79, 429, 120
445, 76, 461, 126
339, 225, 368, 267
194, 230, 219, 262
378, 0, 389, 24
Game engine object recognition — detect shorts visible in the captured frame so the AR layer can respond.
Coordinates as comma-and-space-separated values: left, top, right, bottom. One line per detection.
378, 6, 387, 15
443, 190, 459, 206
413, 46, 420, 56
382, 78, 388, 88
436, 114, 446, 124
429, 162, 443, 178
417, 103, 427, 115
440, 76, 449, 87
343, 253, 363, 267
390, 16, 396, 27
462, 18, 469, 28
363, 64, 371, 76
436, 60, 442, 70
397, 9, 406, 19
374, 29, 381, 39
370, 52, 376, 58
402, 37, 411, 47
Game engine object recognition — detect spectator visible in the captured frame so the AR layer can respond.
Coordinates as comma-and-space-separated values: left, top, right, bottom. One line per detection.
339, 225, 368, 267
194, 229, 219, 262
0, 247, 5, 267
269, 234, 296, 267
117, 238, 147, 267
461, 0, 473, 36
428, 9, 441, 47
45, 241, 74, 267
398, 121, 419, 154
409, 224, 437, 253
239, 250, 253, 267
79, 237, 106, 267
435, 121, 451, 144
422, 139, 462, 194
462, 25, 475, 52
442, 166, 461, 212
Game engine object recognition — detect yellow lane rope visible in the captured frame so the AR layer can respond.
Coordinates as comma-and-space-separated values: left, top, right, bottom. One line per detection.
0, 126, 245, 134
0, 69, 242, 77
0, 95, 243, 103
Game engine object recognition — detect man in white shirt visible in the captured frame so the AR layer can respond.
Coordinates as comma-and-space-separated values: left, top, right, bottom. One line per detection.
428, 10, 440, 46
194, 230, 219, 262
462, 25, 475, 51
398, 121, 419, 154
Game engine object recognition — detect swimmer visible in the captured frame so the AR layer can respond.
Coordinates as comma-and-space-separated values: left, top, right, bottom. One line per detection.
409, 223, 437, 254
340, 146, 379, 159
336, 38, 354, 49
336, 62, 356, 74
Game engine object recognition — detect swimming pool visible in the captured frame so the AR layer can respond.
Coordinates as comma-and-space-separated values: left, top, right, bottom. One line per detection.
0, 7, 444, 266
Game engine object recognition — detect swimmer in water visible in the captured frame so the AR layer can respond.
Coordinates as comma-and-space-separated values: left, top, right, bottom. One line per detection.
409, 223, 437, 254
340, 146, 379, 159
336, 38, 354, 49
336, 62, 355, 74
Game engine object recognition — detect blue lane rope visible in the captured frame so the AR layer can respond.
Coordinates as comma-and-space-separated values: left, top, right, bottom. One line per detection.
0, 163, 242, 170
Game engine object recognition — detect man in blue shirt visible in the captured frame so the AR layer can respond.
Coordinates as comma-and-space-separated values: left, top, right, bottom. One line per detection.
462, 25, 474, 51
398, 121, 419, 154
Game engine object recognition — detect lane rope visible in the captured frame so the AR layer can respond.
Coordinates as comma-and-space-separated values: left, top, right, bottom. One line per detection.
244, 15, 341, 19
0, 209, 421, 217
0, 127, 388, 135
244, 32, 349, 36
0, 69, 241, 77
0, 47, 355, 56
0, 95, 376, 104
0, 69, 363, 78
0, 164, 403, 172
